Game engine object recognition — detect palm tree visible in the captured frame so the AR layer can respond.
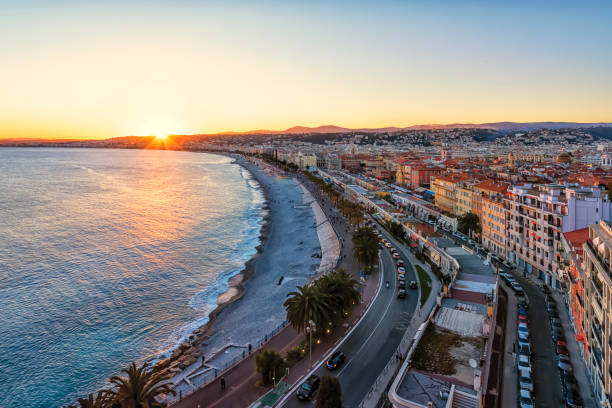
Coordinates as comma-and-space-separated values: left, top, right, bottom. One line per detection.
352, 226, 379, 270
109, 362, 176, 408
314, 270, 360, 313
284, 284, 331, 333
68, 390, 114, 408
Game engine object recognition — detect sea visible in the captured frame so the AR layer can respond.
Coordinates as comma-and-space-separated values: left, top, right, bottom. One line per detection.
0, 148, 265, 408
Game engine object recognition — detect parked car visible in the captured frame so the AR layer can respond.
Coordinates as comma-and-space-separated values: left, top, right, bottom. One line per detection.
551, 329, 566, 344
384, 242, 392, 248
519, 389, 534, 408
519, 343, 531, 358
558, 359, 573, 373
396, 260, 405, 267
518, 337, 530, 350
326, 351, 345, 370
518, 315, 529, 325
512, 283, 524, 294
565, 388, 584, 408
517, 355, 532, 373
560, 371, 578, 389
518, 308, 528, 317
296, 375, 320, 400
502, 261, 513, 269
556, 344, 569, 356
519, 369, 534, 392
398, 280, 406, 289
551, 318, 562, 330
397, 273, 406, 281
397, 289, 406, 299
409, 280, 418, 289
392, 253, 400, 259
517, 323, 529, 340
517, 300, 529, 310
397, 267, 406, 274
558, 354, 571, 365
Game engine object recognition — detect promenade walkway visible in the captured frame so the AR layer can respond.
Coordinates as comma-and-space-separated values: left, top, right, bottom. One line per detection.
171, 168, 379, 408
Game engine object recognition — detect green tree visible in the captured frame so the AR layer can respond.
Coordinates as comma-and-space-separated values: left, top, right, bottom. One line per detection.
607, 180, 612, 201
315, 376, 342, 408
68, 390, 115, 408
284, 284, 332, 333
109, 362, 175, 408
255, 349, 286, 387
314, 269, 361, 318
386, 220, 406, 241
458, 212, 481, 236
352, 226, 380, 271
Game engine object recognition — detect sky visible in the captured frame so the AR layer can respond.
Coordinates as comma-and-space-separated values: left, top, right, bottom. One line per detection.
1, 0, 611, 139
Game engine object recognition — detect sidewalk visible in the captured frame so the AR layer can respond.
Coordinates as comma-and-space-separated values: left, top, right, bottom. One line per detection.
171, 171, 381, 408
500, 286, 519, 408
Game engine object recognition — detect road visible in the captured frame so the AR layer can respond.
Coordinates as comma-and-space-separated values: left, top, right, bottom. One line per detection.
282, 230, 418, 407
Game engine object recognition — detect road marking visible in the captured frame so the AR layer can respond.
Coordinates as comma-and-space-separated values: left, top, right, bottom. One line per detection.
337, 252, 397, 376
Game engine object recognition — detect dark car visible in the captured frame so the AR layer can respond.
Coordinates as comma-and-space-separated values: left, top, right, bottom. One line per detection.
396, 260, 405, 267
397, 289, 406, 299
297, 375, 320, 400
551, 330, 566, 344
557, 344, 570, 356
551, 319, 562, 330
549, 309, 560, 318
409, 280, 418, 289
518, 308, 528, 317
517, 300, 529, 310
398, 280, 406, 289
326, 351, 345, 370
560, 371, 578, 389
565, 388, 584, 408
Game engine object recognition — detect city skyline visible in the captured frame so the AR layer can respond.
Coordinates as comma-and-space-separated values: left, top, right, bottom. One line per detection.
1, 1, 612, 139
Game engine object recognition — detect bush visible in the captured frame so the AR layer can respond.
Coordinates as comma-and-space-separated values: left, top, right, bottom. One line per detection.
316, 376, 342, 408
285, 346, 306, 367
255, 349, 286, 387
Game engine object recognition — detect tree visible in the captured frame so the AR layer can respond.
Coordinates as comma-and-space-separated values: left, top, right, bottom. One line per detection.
352, 226, 380, 271
255, 349, 286, 387
316, 376, 342, 408
458, 212, 481, 236
314, 269, 361, 318
68, 390, 114, 408
284, 284, 332, 333
607, 180, 612, 201
109, 362, 175, 408
386, 220, 406, 241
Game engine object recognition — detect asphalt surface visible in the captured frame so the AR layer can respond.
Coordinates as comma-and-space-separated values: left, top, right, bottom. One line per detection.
282, 231, 418, 407
509, 272, 565, 407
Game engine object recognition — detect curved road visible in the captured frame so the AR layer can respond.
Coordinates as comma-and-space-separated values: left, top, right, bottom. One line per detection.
282, 228, 418, 407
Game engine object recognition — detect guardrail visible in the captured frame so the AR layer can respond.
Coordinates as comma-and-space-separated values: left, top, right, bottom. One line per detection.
168, 320, 289, 405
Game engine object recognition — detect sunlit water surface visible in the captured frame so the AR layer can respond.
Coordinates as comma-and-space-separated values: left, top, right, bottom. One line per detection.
0, 148, 264, 407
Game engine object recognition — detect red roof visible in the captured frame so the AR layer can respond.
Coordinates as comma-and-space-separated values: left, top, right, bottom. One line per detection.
564, 228, 589, 250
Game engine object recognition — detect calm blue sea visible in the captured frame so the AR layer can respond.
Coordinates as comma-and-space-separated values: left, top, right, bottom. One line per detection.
0, 148, 265, 408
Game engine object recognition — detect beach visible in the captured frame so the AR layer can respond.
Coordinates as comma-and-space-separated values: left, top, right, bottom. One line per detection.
165, 154, 340, 400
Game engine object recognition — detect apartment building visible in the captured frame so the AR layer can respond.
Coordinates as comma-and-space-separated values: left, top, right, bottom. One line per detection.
456, 185, 473, 216
582, 221, 612, 404
396, 164, 442, 189
482, 196, 506, 258
505, 184, 612, 287
431, 173, 471, 216
472, 180, 509, 221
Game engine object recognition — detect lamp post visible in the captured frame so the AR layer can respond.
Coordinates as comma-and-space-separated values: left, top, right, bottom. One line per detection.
306, 320, 316, 367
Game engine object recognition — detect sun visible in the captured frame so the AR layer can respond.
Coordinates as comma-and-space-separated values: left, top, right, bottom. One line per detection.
134, 119, 181, 139
155, 134, 168, 140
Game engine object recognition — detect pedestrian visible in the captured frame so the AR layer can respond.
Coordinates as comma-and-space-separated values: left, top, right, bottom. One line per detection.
220, 377, 226, 391
248, 343, 252, 354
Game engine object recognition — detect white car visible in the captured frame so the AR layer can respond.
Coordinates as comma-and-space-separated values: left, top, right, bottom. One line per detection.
397, 267, 406, 274
519, 389, 534, 408
517, 323, 529, 340
519, 369, 533, 392
517, 355, 532, 373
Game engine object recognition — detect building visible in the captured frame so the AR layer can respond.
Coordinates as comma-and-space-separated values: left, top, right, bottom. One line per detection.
456, 185, 473, 216
582, 221, 612, 404
505, 184, 612, 287
482, 195, 507, 259
472, 180, 509, 222
432, 173, 471, 216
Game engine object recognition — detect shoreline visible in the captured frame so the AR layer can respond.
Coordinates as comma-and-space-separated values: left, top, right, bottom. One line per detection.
153, 153, 274, 377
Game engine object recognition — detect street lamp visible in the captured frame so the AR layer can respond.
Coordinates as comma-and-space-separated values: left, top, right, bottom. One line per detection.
306, 320, 316, 367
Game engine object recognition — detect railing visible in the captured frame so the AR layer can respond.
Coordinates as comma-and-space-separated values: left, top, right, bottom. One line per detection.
167, 320, 289, 405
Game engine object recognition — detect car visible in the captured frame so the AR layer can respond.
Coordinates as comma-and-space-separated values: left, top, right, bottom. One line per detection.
556, 344, 569, 356
519, 343, 531, 358
398, 280, 406, 289
549, 309, 560, 318
519, 389, 534, 408
392, 253, 400, 259
396, 260, 405, 267
558, 354, 571, 365
397, 267, 406, 274
512, 283, 524, 294
519, 369, 534, 391
517, 324, 529, 341
502, 261, 513, 269
518, 315, 528, 323
409, 280, 418, 289
518, 337, 530, 350
517, 300, 529, 310
558, 359, 573, 373
397, 273, 406, 281
551, 319, 562, 330
556, 340, 567, 348
565, 388, 584, 408
326, 351, 345, 370
551, 330, 566, 344
397, 289, 406, 299
296, 375, 320, 400
385, 242, 392, 248
517, 355, 531, 373
560, 371, 578, 389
